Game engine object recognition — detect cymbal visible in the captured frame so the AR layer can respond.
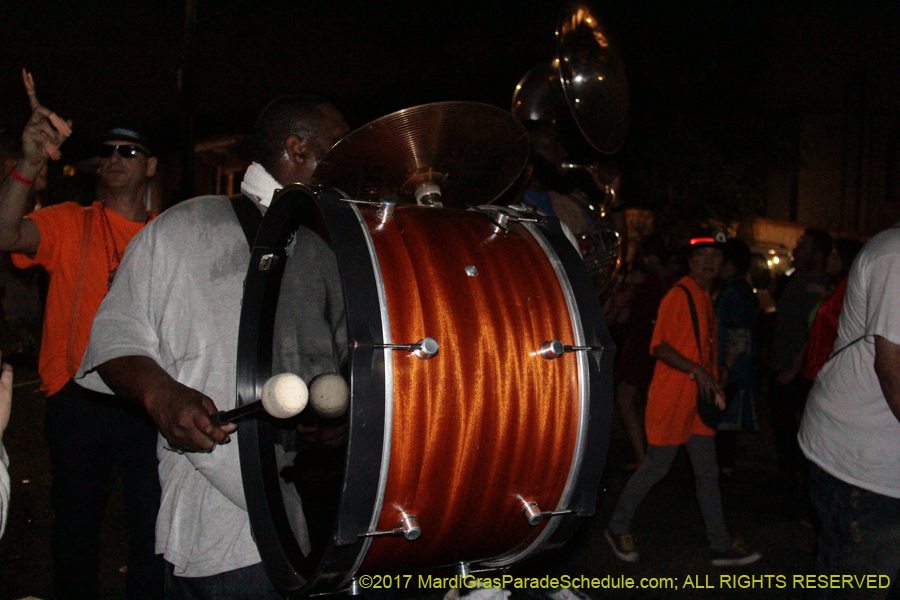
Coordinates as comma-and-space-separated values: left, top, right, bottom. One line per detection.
312, 101, 529, 208
557, 1, 629, 153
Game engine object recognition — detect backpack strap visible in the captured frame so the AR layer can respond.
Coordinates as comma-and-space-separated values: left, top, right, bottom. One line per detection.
229, 193, 263, 250
677, 284, 702, 358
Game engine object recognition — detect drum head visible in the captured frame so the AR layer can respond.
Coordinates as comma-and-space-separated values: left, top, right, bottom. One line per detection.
236, 185, 388, 594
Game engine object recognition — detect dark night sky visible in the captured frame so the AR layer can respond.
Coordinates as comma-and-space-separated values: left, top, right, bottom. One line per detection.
2, 1, 898, 173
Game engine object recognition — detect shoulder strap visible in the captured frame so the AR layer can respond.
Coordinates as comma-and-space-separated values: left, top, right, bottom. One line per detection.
677, 284, 702, 356
827, 334, 867, 363
229, 193, 263, 250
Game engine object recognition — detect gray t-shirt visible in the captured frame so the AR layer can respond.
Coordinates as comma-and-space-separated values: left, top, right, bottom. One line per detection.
78, 195, 346, 576
799, 224, 900, 498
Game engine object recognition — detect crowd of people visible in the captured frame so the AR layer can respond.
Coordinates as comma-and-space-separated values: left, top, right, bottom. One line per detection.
600, 224, 900, 596
1, 72, 899, 600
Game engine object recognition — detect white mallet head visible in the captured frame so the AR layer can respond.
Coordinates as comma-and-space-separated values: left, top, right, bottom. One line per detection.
309, 372, 350, 419
261, 373, 309, 419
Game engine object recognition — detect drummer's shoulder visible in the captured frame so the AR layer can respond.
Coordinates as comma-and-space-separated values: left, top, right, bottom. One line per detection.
150, 195, 237, 228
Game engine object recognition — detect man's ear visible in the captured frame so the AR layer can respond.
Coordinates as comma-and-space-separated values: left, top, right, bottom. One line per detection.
285, 135, 314, 165
145, 156, 158, 178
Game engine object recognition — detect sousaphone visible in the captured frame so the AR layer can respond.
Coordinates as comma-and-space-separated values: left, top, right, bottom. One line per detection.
512, 1, 629, 294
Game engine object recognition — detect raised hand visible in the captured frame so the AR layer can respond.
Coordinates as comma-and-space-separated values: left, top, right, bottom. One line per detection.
21, 69, 71, 160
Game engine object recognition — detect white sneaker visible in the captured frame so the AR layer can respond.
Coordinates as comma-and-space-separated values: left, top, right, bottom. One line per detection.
604, 528, 640, 562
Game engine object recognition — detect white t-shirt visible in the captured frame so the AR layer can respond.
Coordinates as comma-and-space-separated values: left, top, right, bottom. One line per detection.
799, 223, 900, 498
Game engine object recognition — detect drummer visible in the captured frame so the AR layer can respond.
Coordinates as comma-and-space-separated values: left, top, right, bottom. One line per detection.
76, 94, 350, 598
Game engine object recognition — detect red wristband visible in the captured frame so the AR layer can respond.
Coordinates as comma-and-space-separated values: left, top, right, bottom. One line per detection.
688, 364, 697, 380
9, 169, 35, 186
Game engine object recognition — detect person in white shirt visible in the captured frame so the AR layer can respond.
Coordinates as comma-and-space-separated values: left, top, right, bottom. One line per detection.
799, 222, 900, 596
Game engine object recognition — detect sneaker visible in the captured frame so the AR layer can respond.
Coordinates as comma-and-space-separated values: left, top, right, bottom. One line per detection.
604, 529, 639, 562
711, 539, 762, 567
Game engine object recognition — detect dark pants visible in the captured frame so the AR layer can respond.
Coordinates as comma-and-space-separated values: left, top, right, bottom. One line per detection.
165, 561, 282, 599
716, 430, 738, 471
809, 464, 900, 600
770, 373, 813, 479
45, 380, 164, 600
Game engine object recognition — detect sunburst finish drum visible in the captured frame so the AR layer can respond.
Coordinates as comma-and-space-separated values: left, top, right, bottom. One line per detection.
236, 185, 614, 596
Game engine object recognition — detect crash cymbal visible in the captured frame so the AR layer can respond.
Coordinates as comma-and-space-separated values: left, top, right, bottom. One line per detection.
312, 101, 529, 208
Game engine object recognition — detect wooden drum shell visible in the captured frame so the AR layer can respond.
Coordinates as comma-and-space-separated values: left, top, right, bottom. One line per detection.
358, 204, 580, 571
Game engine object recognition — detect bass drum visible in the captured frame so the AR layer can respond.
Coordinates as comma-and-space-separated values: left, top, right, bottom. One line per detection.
236, 185, 614, 596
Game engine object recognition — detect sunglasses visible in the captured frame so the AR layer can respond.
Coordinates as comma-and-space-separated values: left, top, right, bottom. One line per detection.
98, 144, 149, 159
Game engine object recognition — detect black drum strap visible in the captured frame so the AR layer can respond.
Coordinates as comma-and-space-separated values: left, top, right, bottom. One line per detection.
229, 193, 264, 250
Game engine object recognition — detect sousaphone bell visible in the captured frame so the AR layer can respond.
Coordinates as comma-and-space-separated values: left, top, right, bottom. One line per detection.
512, 1, 629, 294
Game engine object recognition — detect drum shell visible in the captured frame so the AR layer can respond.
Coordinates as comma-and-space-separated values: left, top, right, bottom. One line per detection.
358, 204, 579, 571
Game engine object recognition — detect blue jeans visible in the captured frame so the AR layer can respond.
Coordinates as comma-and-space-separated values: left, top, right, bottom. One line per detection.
809, 463, 900, 599
45, 380, 163, 600
165, 561, 282, 599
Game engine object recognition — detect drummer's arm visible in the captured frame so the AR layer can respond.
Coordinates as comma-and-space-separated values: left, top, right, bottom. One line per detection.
97, 356, 236, 452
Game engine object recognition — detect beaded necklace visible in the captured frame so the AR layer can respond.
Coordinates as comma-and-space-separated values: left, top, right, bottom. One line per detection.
98, 201, 151, 289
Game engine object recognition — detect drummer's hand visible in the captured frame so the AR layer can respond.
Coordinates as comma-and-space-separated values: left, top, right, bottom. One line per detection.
145, 382, 236, 453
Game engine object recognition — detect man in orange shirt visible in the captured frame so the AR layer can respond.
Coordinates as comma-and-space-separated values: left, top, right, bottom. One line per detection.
604, 231, 761, 567
0, 107, 162, 599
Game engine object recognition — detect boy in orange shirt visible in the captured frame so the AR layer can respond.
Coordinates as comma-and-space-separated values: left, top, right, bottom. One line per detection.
604, 231, 761, 567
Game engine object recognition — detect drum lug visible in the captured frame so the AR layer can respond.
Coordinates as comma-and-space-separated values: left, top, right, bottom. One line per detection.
376, 199, 396, 224
358, 512, 422, 541
455, 561, 472, 578
469, 205, 542, 233
521, 500, 544, 526
539, 339, 603, 359
399, 514, 422, 540
376, 337, 439, 360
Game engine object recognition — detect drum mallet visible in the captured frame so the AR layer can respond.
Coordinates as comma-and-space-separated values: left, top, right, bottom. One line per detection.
210, 373, 309, 427
308, 372, 350, 419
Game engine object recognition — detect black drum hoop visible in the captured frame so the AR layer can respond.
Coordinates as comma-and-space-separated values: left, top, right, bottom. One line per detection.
236, 185, 388, 596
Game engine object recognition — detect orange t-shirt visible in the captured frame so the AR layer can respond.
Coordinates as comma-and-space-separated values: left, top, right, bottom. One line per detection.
644, 276, 718, 446
12, 202, 149, 396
